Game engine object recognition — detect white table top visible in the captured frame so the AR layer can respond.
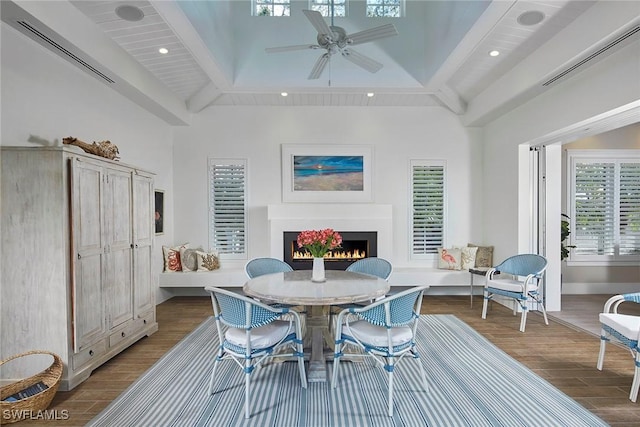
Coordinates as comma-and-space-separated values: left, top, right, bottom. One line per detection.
243, 270, 390, 306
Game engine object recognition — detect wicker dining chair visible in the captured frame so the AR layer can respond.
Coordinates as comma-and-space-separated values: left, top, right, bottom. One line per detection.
481, 254, 548, 332
205, 286, 307, 419
346, 257, 393, 280
332, 285, 429, 417
597, 292, 640, 402
245, 257, 293, 278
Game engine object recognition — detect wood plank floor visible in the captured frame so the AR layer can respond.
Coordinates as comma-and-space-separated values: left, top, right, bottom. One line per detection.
13, 295, 640, 426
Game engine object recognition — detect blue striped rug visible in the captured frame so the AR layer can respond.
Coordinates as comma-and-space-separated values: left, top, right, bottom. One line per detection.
88, 315, 607, 427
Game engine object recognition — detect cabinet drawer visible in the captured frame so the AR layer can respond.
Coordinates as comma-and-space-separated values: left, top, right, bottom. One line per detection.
73, 339, 107, 370
135, 310, 155, 330
109, 321, 134, 348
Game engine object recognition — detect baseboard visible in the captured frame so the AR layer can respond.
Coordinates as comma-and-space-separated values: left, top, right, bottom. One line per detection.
561, 282, 640, 294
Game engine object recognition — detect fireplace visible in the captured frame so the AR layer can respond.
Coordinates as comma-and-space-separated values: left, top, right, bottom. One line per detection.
284, 231, 378, 270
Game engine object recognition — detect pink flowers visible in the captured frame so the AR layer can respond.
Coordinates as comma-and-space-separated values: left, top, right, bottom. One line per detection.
297, 228, 342, 258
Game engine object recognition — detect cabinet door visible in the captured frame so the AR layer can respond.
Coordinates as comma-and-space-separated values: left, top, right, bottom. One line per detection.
132, 174, 154, 316
71, 159, 106, 352
104, 168, 134, 329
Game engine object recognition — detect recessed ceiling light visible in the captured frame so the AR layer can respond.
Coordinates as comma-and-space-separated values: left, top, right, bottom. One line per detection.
489, 50, 500, 57
281, 92, 288, 97
158, 47, 169, 54
367, 92, 375, 97
517, 10, 545, 26
115, 5, 144, 22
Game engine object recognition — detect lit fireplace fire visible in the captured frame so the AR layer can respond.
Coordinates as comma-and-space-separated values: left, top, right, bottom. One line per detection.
293, 249, 366, 261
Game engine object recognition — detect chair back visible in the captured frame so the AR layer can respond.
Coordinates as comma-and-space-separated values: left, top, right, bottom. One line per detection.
495, 254, 547, 278
207, 287, 281, 329
245, 257, 293, 278
356, 285, 427, 328
346, 257, 393, 280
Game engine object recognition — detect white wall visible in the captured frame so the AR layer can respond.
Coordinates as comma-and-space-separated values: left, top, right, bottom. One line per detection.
172, 106, 484, 270
0, 23, 176, 302
482, 39, 640, 265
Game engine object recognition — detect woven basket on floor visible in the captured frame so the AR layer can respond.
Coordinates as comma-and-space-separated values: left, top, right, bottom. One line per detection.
0, 351, 63, 424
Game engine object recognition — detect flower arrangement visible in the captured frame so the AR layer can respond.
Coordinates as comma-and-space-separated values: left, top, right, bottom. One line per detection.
297, 228, 342, 258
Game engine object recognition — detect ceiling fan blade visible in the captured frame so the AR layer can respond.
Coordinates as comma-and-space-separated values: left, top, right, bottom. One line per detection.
265, 44, 320, 53
347, 23, 398, 45
308, 53, 331, 79
303, 9, 333, 38
341, 48, 383, 73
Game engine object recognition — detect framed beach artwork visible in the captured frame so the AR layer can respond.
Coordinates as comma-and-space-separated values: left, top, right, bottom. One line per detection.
281, 144, 373, 203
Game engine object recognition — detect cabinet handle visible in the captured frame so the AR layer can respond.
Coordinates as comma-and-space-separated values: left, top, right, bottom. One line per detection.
89, 350, 94, 356
121, 331, 126, 338
143, 319, 147, 324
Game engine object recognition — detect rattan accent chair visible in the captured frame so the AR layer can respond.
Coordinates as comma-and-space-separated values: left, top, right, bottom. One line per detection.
597, 292, 640, 402
205, 286, 307, 419
332, 285, 429, 417
481, 254, 548, 332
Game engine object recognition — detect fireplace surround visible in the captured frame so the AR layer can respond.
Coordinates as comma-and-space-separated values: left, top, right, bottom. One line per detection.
283, 231, 377, 270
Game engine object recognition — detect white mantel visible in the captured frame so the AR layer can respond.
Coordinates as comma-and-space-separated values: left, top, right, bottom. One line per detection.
268, 204, 393, 261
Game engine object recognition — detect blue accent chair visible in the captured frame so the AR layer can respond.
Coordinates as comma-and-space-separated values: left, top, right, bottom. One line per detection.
481, 254, 548, 332
206, 286, 307, 419
597, 292, 640, 402
245, 257, 293, 278
346, 257, 393, 280
332, 285, 429, 417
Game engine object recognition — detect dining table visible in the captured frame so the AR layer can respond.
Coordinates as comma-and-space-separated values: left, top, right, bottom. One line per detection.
243, 269, 390, 382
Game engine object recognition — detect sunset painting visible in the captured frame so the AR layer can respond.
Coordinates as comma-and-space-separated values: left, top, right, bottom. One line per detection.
293, 155, 364, 191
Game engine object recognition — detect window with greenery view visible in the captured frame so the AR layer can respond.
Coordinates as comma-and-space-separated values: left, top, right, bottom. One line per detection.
311, 0, 346, 17
411, 160, 445, 258
567, 150, 640, 265
255, 0, 290, 16
366, 0, 402, 17
208, 159, 248, 259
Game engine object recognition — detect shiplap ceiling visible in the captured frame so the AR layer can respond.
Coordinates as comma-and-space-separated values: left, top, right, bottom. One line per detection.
5, 1, 638, 125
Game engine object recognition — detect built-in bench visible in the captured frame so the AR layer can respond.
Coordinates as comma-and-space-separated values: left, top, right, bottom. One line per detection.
159, 267, 478, 296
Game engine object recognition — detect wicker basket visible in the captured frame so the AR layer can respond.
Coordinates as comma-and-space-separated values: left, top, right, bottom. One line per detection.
0, 351, 63, 424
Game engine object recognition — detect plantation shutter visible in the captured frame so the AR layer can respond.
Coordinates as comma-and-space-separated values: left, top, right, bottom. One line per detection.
208, 159, 247, 258
573, 162, 616, 256
620, 163, 640, 256
411, 161, 445, 257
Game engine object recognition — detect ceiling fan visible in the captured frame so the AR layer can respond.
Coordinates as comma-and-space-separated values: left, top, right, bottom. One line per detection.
265, 9, 398, 79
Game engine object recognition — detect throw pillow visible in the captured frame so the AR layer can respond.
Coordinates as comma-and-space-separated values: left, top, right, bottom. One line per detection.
467, 243, 494, 267
196, 250, 220, 272
460, 246, 478, 270
437, 247, 462, 270
162, 243, 189, 272
180, 247, 202, 272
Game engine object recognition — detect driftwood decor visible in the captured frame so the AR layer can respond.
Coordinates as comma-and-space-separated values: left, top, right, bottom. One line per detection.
62, 136, 120, 161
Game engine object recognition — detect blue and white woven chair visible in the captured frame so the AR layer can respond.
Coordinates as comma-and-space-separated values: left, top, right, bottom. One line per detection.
597, 292, 640, 402
205, 286, 307, 419
332, 285, 429, 417
481, 254, 548, 333
245, 257, 293, 278
346, 257, 393, 280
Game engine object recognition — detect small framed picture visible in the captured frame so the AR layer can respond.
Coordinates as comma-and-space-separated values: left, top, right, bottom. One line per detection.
154, 190, 164, 235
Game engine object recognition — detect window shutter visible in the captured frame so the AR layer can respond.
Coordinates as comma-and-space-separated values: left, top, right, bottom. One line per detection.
411, 161, 445, 257
620, 162, 640, 256
208, 159, 247, 258
573, 162, 616, 256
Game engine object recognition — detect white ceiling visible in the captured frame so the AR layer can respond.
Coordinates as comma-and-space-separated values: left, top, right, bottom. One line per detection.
2, 0, 639, 126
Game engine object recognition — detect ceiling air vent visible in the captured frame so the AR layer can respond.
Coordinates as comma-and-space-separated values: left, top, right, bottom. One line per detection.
16, 20, 115, 84
542, 25, 640, 87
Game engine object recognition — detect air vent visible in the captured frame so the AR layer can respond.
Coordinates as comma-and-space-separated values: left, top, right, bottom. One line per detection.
16, 20, 115, 84
543, 25, 640, 87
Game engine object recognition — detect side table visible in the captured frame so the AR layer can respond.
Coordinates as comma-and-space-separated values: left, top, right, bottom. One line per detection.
469, 267, 491, 307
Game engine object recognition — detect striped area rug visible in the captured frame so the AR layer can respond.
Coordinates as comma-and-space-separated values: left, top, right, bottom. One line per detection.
88, 315, 607, 427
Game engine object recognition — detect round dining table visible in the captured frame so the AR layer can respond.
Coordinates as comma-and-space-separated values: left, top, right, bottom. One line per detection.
243, 270, 390, 382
